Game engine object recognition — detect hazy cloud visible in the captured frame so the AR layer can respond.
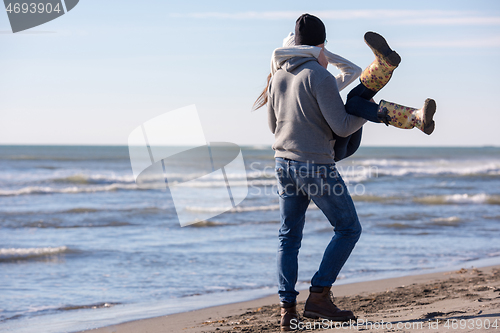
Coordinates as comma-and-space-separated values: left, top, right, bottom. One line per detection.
170, 10, 500, 26
397, 36, 500, 48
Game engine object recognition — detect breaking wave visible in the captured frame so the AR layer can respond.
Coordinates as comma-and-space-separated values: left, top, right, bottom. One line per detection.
414, 193, 500, 205
0, 183, 139, 196
0, 246, 71, 262
185, 204, 280, 213
352, 159, 500, 177
52, 174, 135, 185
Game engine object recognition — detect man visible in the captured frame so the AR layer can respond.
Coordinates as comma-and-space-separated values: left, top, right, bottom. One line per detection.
267, 13, 366, 331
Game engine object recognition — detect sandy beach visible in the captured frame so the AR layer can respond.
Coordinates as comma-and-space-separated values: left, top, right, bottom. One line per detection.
80, 265, 500, 333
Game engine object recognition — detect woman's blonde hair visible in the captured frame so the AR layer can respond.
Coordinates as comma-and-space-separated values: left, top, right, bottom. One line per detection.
252, 73, 272, 111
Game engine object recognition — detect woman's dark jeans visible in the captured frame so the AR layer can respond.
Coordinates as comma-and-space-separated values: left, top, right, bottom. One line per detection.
333, 83, 380, 161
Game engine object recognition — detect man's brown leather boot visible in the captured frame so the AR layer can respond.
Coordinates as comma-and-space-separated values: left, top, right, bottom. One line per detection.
280, 301, 298, 331
303, 286, 356, 321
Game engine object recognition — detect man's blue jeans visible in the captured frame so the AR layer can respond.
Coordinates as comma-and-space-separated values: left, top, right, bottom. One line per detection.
275, 157, 362, 304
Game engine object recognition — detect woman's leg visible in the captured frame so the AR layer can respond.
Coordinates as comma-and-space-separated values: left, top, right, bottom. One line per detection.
343, 96, 436, 133
347, 82, 377, 102
342, 31, 401, 123
345, 95, 380, 123
334, 32, 436, 160
343, 32, 436, 129
333, 31, 399, 161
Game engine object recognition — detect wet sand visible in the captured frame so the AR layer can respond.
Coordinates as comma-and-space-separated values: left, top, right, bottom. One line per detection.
81, 265, 500, 333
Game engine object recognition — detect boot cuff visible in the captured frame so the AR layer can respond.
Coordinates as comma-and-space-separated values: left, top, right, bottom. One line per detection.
280, 301, 297, 308
309, 286, 326, 293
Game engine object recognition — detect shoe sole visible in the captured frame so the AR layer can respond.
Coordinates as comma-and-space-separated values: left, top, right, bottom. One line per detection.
364, 31, 401, 67
422, 98, 436, 135
303, 310, 356, 321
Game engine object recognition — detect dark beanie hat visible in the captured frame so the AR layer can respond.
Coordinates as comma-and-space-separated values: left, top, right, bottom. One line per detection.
294, 13, 326, 46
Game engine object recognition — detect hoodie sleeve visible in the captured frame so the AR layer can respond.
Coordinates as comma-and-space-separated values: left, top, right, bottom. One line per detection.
324, 49, 362, 92
314, 75, 366, 138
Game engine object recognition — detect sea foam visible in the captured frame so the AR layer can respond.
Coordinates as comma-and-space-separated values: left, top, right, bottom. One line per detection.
0, 246, 69, 261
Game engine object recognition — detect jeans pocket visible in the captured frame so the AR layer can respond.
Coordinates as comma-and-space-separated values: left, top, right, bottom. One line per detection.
275, 167, 285, 196
275, 166, 295, 197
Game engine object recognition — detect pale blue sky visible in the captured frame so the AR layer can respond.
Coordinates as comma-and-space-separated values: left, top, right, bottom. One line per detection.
1, 0, 499, 146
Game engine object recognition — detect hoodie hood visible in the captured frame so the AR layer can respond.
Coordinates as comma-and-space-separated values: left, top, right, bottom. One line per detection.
282, 56, 318, 73
270, 45, 321, 76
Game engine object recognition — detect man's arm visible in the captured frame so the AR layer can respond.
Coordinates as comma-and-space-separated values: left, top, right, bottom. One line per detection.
314, 75, 366, 138
267, 92, 277, 134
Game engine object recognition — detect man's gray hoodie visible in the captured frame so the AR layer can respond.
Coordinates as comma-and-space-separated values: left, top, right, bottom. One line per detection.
268, 57, 366, 164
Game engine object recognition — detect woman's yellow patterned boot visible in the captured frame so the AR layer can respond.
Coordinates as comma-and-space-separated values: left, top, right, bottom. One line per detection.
360, 32, 401, 92
377, 99, 437, 135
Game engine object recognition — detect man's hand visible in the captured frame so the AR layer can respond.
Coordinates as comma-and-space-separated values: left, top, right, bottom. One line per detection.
318, 48, 328, 69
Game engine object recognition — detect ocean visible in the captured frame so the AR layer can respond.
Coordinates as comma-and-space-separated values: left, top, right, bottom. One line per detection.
1, 145, 499, 332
